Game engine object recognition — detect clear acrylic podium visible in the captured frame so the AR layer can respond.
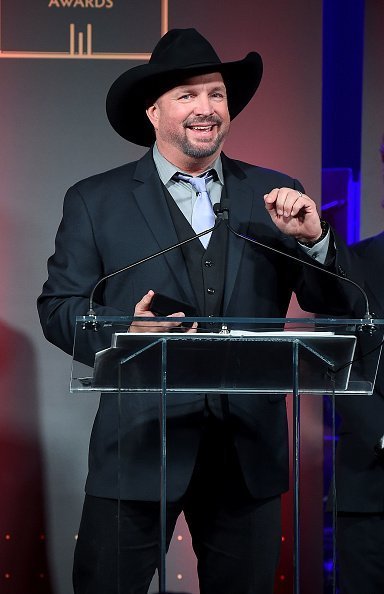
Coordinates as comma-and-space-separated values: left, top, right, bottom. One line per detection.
70, 316, 383, 594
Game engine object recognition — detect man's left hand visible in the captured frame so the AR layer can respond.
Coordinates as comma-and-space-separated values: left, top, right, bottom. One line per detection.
264, 187, 322, 242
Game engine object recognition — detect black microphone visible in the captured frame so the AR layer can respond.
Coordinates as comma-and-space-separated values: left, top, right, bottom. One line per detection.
213, 202, 376, 333
85, 217, 223, 329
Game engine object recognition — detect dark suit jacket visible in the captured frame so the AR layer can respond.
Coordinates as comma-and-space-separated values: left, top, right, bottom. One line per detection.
335, 232, 384, 512
38, 150, 353, 502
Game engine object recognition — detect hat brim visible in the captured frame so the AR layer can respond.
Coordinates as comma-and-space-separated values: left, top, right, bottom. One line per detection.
106, 52, 263, 147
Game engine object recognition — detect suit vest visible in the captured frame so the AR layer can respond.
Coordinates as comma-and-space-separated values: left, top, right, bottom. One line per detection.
162, 185, 228, 318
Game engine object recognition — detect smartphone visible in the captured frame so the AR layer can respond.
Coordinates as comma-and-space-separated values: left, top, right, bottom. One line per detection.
149, 293, 196, 328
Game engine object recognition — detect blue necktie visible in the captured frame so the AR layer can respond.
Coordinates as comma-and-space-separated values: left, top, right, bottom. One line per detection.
174, 171, 215, 248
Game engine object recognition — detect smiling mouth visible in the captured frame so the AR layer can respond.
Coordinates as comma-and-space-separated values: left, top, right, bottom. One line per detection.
188, 124, 216, 132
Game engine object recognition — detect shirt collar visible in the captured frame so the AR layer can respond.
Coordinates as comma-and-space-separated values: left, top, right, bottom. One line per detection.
152, 142, 224, 185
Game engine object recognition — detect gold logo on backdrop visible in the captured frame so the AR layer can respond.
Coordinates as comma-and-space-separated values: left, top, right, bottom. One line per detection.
0, 0, 168, 59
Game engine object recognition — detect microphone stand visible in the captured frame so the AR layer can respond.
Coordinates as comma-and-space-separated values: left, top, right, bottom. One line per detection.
85, 219, 223, 330
213, 203, 376, 334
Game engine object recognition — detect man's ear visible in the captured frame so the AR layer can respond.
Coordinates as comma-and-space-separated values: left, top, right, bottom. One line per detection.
146, 104, 159, 130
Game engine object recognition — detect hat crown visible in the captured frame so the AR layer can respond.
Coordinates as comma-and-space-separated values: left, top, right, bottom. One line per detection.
149, 28, 221, 70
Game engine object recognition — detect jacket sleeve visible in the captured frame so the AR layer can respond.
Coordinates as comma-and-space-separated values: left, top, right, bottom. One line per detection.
291, 225, 358, 317
37, 185, 128, 362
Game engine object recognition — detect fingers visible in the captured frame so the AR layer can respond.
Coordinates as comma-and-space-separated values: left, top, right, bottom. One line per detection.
133, 289, 155, 316
153, 315, 198, 333
166, 311, 187, 328
263, 187, 323, 240
131, 291, 198, 333
166, 314, 198, 333
264, 188, 316, 218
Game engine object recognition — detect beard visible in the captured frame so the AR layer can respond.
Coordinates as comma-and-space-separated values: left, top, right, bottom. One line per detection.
179, 129, 227, 158
160, 115, 230, 159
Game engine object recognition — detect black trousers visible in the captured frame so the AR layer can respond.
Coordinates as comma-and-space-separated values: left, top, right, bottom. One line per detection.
337, 512, 384, 594
73, 410, 282, 594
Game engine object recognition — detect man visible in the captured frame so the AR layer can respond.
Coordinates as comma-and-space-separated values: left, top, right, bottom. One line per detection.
38, 28, 353, 594
333, 137, 384, 594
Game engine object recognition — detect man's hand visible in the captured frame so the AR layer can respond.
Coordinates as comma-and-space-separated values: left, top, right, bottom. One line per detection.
264, 187, 322, 242
128, 290, 197, 333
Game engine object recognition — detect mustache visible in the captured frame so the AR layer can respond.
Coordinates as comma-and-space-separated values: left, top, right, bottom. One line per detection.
183, 115, 222, 127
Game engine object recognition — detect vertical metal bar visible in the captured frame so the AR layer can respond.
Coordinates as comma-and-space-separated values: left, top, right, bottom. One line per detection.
69, 24, 75, 55
293, 340, 300, 594
78, 32, 84, 55
160, 0, 169, 36
159, 339, 167, 592
117, 365, 122, 594
87, 24, 92, 55
331, 391, 337, 594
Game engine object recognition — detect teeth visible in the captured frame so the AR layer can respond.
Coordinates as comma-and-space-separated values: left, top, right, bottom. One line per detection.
191, 126, 212, 130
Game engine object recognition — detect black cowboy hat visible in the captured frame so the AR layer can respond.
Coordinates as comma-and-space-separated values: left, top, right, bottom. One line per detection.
106, 28, 263, 147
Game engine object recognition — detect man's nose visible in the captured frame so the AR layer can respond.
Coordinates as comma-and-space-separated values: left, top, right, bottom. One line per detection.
194, 94, 214, 115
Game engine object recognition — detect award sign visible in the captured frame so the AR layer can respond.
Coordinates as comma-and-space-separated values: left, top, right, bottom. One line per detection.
0, 0, 168, 59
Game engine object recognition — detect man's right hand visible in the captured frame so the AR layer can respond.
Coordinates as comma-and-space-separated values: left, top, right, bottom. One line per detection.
128, 290, 197, 333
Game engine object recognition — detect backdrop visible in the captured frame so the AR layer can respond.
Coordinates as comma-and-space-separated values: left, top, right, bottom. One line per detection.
0, 1, 361, 593
361, 0, 384, 237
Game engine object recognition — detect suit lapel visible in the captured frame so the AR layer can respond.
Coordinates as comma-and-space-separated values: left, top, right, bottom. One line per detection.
221, 155, 254, 312
132, 152, 196, 305
132, 151, 256, 313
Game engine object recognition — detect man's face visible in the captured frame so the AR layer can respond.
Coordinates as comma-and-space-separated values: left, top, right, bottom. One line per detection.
146, 72, 230, 166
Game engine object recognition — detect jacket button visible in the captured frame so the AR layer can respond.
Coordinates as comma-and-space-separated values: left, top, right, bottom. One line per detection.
207, 288, 215, 295
204, 260, 213, 267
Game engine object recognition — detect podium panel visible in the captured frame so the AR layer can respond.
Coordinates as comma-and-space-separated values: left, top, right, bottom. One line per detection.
70, 316, 384, 594
87, 332, 357, 393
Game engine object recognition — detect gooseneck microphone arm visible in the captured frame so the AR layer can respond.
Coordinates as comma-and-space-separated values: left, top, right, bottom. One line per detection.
213, 202, 375, 330
87, 201, 374, 332
87, 219, 222, 316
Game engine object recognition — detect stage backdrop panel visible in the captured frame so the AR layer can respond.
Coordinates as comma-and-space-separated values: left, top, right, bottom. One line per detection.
361, 0, 384, 238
